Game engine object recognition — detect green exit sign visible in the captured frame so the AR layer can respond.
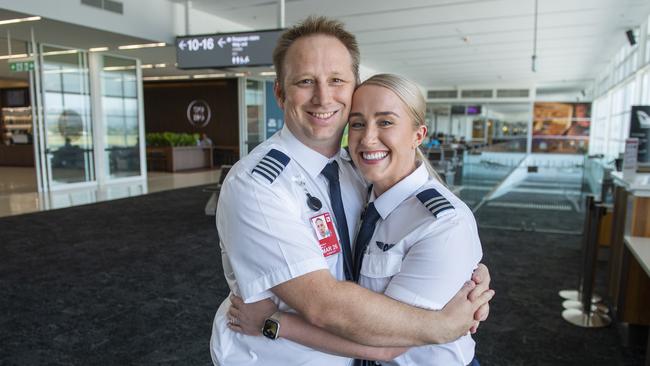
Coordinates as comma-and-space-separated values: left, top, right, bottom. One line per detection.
9, 60, 35, 72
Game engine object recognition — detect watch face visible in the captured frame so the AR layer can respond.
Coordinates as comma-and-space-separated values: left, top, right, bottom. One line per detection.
262, 319, 279, 340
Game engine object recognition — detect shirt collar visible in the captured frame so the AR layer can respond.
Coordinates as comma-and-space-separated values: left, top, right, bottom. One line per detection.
370, 163, 429, 220
278, 124, 338, 179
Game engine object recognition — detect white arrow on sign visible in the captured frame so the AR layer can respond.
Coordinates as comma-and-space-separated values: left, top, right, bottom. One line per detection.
217, 37, 226, 48
178, 40, 186, 50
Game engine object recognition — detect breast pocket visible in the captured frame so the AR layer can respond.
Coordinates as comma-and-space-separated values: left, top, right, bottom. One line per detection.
360, 253, 402, 279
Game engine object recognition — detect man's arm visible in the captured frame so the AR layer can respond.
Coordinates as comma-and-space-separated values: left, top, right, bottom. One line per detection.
271, 268, 493, 347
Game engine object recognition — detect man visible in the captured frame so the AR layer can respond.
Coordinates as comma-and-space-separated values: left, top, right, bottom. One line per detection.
210, 16, 492, 365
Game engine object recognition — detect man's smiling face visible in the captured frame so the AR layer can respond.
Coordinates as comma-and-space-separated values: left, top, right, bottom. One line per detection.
275, 34, 356, 157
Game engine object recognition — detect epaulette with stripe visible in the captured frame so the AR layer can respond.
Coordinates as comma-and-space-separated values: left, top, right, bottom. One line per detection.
252, 149, 290, 183
416, 188, 455, 217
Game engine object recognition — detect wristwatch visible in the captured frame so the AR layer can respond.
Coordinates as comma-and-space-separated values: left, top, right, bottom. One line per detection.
262, 311, 282, 340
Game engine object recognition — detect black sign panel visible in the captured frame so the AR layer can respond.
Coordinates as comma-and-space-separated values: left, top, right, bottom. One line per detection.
176, 29, 283, 69
630, 105, 650, 164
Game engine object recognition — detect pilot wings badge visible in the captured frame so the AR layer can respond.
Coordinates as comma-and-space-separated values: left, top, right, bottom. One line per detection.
376, 241, 396, 252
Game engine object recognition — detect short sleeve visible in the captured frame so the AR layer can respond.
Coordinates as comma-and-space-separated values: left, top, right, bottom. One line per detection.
217, 169, 328, 303
384, 218, 483, 310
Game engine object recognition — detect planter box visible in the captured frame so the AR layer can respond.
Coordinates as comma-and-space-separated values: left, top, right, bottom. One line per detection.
146, 146, 213, 172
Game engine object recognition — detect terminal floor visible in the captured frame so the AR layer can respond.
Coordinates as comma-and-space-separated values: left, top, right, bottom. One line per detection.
0, 185, 646, 365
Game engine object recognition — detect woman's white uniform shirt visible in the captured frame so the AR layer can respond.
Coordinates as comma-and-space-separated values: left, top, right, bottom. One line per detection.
358, 163, 483, 365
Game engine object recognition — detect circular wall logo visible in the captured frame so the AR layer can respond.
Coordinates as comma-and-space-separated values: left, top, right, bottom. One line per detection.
186, 99, 212, 127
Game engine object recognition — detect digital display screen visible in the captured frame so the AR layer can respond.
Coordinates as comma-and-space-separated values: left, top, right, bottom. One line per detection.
466, 105, 482, 115
176, 29, 284, 69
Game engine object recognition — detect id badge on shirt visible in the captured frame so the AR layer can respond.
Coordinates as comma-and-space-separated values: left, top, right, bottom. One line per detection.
309, 212, 341, 257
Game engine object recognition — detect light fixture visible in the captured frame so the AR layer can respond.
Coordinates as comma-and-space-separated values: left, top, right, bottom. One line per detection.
104, 65, 137, 71
193, 73, 227, 79
234, 72, 247, 77
42, 49, 79, 56
140, 64, 154, 69
143, 75, 191, 81
154, 63, 167, 68
0, 16, 41, 26
0, 53, 28, 60
89, 47, 109, 52
260, 71, 276, 76
118, 42, 166, 50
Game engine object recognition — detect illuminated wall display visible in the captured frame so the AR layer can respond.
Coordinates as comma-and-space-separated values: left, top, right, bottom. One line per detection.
176, 29, 283, 69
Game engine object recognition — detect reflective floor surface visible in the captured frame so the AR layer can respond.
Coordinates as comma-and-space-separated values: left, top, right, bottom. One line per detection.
0, 167, 223, 218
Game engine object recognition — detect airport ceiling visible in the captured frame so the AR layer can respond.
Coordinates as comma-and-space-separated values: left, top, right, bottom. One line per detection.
1, 0, 649, 94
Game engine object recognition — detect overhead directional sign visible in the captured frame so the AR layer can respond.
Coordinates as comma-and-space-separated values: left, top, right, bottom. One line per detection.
176, 29, 283, 69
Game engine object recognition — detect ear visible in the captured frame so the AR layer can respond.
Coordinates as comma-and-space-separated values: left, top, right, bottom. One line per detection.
414, 125, 427, 147
274, 79, 285, 110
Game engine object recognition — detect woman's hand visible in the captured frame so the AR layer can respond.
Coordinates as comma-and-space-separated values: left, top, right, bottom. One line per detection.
227, 294, 278, 336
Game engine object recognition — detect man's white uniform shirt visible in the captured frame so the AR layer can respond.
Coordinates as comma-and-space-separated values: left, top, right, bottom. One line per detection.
358, 163, 483, 365
210, 125, 366, 366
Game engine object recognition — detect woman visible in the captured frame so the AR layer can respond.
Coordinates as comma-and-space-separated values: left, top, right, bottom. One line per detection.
228, 74, 485, 365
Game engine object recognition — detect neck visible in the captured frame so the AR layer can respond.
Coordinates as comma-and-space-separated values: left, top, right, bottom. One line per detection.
372, 160, 419, 197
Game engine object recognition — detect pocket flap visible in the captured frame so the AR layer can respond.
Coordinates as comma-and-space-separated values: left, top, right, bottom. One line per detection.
360, 253, 402, 278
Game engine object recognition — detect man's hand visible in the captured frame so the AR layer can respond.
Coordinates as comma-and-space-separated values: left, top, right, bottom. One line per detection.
227, 294, 278, 336
468, 263, 492, 333
438, 280, 494, 343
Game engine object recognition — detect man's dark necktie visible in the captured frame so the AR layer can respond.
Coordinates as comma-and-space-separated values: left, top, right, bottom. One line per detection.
352, 202, 381, 366
321, 161, 353, 281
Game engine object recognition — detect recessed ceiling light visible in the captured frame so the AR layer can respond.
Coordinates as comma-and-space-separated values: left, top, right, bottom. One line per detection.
143, 75, 191, 81
0, 16, 41, 26
104, 65, 137, 71
193, 74, 227, 79
42, 49, 79, 56
118, 42, 166, 50
0, 53, 28, 60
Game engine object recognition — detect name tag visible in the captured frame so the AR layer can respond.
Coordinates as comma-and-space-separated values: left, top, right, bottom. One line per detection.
310, 212, 340, 257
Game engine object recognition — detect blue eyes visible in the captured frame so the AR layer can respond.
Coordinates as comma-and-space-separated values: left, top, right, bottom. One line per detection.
296, 78, 344, 85
349, 120, 393, 129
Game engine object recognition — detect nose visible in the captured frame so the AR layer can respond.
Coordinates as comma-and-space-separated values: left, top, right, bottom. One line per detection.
312, 82, 333, 106
359, 123, 378, 147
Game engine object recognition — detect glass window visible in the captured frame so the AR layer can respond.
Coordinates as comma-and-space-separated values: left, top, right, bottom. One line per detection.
101, 55, 141, 179
41, 45, 94, 186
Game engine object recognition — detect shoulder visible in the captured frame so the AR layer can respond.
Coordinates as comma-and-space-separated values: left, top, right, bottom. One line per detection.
415, 185, 456, 219
250, 148, 291, 184
223, 139, 294, 193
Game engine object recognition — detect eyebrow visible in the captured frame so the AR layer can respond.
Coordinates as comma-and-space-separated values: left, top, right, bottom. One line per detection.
348, 111, 400, 118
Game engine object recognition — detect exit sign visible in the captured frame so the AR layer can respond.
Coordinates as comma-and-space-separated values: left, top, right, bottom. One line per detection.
9, 60, 34, 72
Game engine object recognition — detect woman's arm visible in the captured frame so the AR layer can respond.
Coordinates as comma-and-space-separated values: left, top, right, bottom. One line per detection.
227, 295, 408, 361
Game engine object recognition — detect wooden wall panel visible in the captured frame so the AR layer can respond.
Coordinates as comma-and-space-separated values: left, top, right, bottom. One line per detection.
143, 79, 239, 148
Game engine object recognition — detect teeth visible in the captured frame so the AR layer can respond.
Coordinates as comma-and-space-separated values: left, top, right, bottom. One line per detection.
311, 111, 335, 119
362, 151, 388, 160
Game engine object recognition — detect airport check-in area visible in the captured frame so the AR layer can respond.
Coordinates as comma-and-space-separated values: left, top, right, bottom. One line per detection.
1, 0, 650, 365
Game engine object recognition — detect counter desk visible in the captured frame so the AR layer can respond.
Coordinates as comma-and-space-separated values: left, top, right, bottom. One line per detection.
608, 172, 650, 366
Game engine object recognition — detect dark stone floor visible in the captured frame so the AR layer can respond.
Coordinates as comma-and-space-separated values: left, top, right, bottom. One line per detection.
0, 185, 647, 365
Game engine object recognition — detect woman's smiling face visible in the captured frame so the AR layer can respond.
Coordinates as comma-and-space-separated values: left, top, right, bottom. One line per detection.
348, 84, 426, 196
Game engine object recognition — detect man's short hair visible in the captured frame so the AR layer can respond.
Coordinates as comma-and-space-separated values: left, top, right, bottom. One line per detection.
273, 15, 360, 98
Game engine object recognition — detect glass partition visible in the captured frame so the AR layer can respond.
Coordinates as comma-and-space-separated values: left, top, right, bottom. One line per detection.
101, 55, 140, 178
40, 45, 94, 186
